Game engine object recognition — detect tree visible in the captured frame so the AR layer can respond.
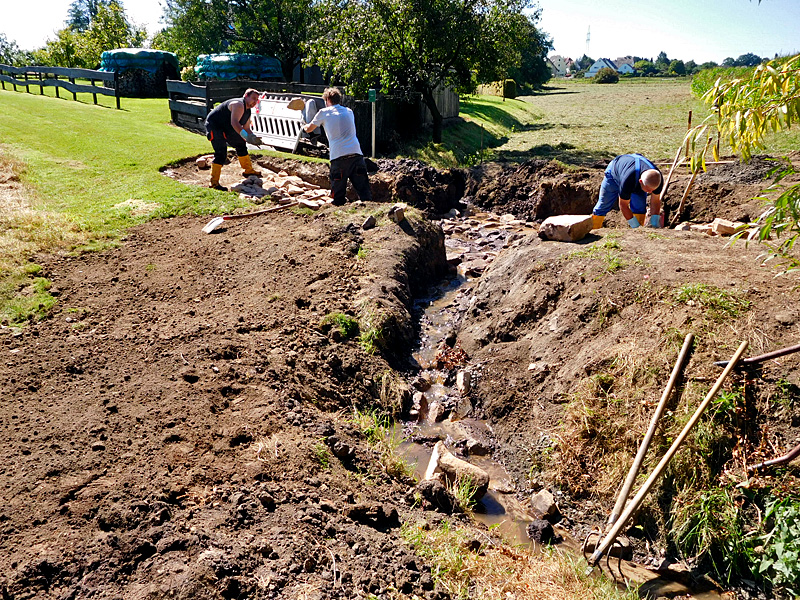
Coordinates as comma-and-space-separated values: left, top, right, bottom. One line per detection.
306, 0, 536, 143
685, 60, 698, 75
0, 33, 30, 66
594, 67, 618, 84
699, 61, 718, 70
655, 50, 669, 73
634, 59, 656, 76
722, 57, 735, 67
507, 15, 553, 91
734, 52, 762, 67
668, 59, 686, 76
159, 0, 316, 80
67, 0, 109, 32
31, 28, 87, 67
575, 54, 594, 71
32, 0, 144, 68
687, 54, 800, 271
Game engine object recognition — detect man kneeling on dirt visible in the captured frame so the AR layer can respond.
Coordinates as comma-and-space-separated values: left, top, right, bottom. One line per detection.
205, 88, 263, 191
591, 153, 663, 229
303, 87, 372, 206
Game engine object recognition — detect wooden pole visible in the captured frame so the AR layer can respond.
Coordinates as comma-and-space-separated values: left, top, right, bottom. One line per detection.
660, 144, 684, 203
588, 341, 749, 568
671, 170, 699, 226
685, 110, 692, 158
92, 79, 97, 105
70, 77, 77, 101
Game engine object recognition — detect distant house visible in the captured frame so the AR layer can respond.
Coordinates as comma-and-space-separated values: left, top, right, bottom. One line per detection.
585, 58, 618, 77
617, 63, 635, 74
615, 56, 635, 68
548, 55, 572, 77
545, 57, 559, 78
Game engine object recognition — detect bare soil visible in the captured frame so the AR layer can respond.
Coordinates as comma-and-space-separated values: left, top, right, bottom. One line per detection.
2, 153, 799, 599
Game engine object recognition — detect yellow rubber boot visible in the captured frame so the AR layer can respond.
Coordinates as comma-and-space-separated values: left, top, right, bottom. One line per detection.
209, 163, 227, 191
238, 155, 262, 176
591, 214, 605, 229
633, 213, 645, 226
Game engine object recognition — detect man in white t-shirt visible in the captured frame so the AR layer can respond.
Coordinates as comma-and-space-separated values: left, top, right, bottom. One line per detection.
303, 87, 372, 206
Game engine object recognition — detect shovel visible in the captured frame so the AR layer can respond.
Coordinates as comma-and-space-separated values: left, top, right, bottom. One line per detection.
202, 201, 299, 234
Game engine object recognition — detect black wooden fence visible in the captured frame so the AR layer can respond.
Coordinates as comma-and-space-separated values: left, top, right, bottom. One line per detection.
167, 79, 459, 154
0, 64, 120, 109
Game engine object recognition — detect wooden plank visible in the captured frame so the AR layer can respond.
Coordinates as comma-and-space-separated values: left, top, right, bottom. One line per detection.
1, 74, 116, 96
169, 99, 208, 119
166, 79, 207, 98
29, 66, 115, 82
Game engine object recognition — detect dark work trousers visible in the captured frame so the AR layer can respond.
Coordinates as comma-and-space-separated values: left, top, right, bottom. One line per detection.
330, 153, 372, 206
206, 125, 248, 165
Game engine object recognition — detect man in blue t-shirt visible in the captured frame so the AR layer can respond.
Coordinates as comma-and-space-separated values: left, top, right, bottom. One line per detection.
591, 154, 663, 229
303, 87, 372, 206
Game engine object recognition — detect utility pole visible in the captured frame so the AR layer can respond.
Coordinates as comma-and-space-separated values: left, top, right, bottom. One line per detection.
586, 26, 591, 57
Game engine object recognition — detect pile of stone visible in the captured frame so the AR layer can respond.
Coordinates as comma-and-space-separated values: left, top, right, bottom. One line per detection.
236, 170, 332, 210
440, 210, 536, 278
674, 217, 761, 238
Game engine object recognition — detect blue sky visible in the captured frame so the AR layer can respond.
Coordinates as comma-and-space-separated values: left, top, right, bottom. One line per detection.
536, 0, 800, 64
3, 0, 799, 66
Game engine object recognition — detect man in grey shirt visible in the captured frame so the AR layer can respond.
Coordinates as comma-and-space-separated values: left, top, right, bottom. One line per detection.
304, 87, 372, 206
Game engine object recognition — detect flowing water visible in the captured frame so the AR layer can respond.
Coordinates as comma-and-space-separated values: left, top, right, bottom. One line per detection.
398, 208, 727, 599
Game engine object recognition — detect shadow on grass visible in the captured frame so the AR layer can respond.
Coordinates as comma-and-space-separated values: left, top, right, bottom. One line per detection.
400, 119, 509, 166
460, 102, 529, 132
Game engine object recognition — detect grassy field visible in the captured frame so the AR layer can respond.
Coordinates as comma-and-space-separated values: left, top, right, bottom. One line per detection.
408, 77, 800, 168
0, 87, 302, 325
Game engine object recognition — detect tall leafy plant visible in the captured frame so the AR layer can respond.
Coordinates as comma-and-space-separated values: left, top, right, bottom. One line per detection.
684, 53, 800, 272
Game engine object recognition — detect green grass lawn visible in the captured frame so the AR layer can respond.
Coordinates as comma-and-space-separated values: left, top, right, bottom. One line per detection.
406, 77, 800, 168
0, 86, 297, 325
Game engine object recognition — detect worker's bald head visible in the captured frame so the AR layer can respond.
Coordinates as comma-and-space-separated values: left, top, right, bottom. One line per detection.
640, 169, 662, 193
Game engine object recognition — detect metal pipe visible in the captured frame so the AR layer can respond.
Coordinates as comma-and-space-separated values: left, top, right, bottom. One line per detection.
714, 342, 800, 369
748, 441, 800, 473
587, 341, 749, 568
607, 333, 694, 526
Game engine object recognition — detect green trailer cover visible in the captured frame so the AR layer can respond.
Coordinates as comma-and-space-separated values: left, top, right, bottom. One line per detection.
195, 53, 282, 80
99, 48, 180, 74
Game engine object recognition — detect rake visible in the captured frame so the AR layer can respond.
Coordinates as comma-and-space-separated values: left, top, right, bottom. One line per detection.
202, 201, 299, 234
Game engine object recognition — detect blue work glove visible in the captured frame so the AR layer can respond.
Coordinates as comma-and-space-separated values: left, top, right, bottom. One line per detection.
650, 214, 661, 228
627, 217, 640, 229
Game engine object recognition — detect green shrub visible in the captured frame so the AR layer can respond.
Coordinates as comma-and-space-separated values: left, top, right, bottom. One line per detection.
594, 68, 619, 84
757, 497, 800, 596
690, 66, 754, 97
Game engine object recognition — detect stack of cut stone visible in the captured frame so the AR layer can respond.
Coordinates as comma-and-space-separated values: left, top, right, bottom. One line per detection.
230, 169, 332, 209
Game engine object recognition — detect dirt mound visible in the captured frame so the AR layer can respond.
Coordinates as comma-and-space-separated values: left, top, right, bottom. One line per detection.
163, 155, 465, 216
0, 206, 454, 600
456, 227, 800, 550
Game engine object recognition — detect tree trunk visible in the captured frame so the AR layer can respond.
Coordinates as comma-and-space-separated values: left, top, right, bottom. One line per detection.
422, 86, 443, 143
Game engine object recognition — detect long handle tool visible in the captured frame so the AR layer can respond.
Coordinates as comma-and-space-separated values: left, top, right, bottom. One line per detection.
202, 201, 299, 234
586, 341, 749, 572
714, 342, 800, 369
606, 333, 695, 526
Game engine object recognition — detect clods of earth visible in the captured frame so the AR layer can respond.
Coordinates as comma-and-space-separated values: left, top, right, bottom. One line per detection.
2, 152, 799, 599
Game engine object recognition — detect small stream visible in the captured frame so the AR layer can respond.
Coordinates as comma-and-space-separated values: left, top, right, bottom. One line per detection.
400, 207, 541, 546
397, 207, 727, 599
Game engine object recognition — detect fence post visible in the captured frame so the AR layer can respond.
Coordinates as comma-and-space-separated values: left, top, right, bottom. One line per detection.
69, 76, 77, 101
91, 78, 98, 105
114, 73, 120, 110
24, 70, 30, 93
39, 71, 44, 95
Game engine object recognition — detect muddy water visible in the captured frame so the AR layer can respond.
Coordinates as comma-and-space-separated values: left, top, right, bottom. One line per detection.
401, 208, 542, 546
400, 208, 727, 600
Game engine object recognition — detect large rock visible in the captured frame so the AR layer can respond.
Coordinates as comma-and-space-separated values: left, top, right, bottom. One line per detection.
425, 441, 489, 500
530, 489, 560, 521
537, 215, 593, 242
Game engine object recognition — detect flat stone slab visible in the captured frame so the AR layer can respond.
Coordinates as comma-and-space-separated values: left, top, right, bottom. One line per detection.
538, 215, 593, 242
